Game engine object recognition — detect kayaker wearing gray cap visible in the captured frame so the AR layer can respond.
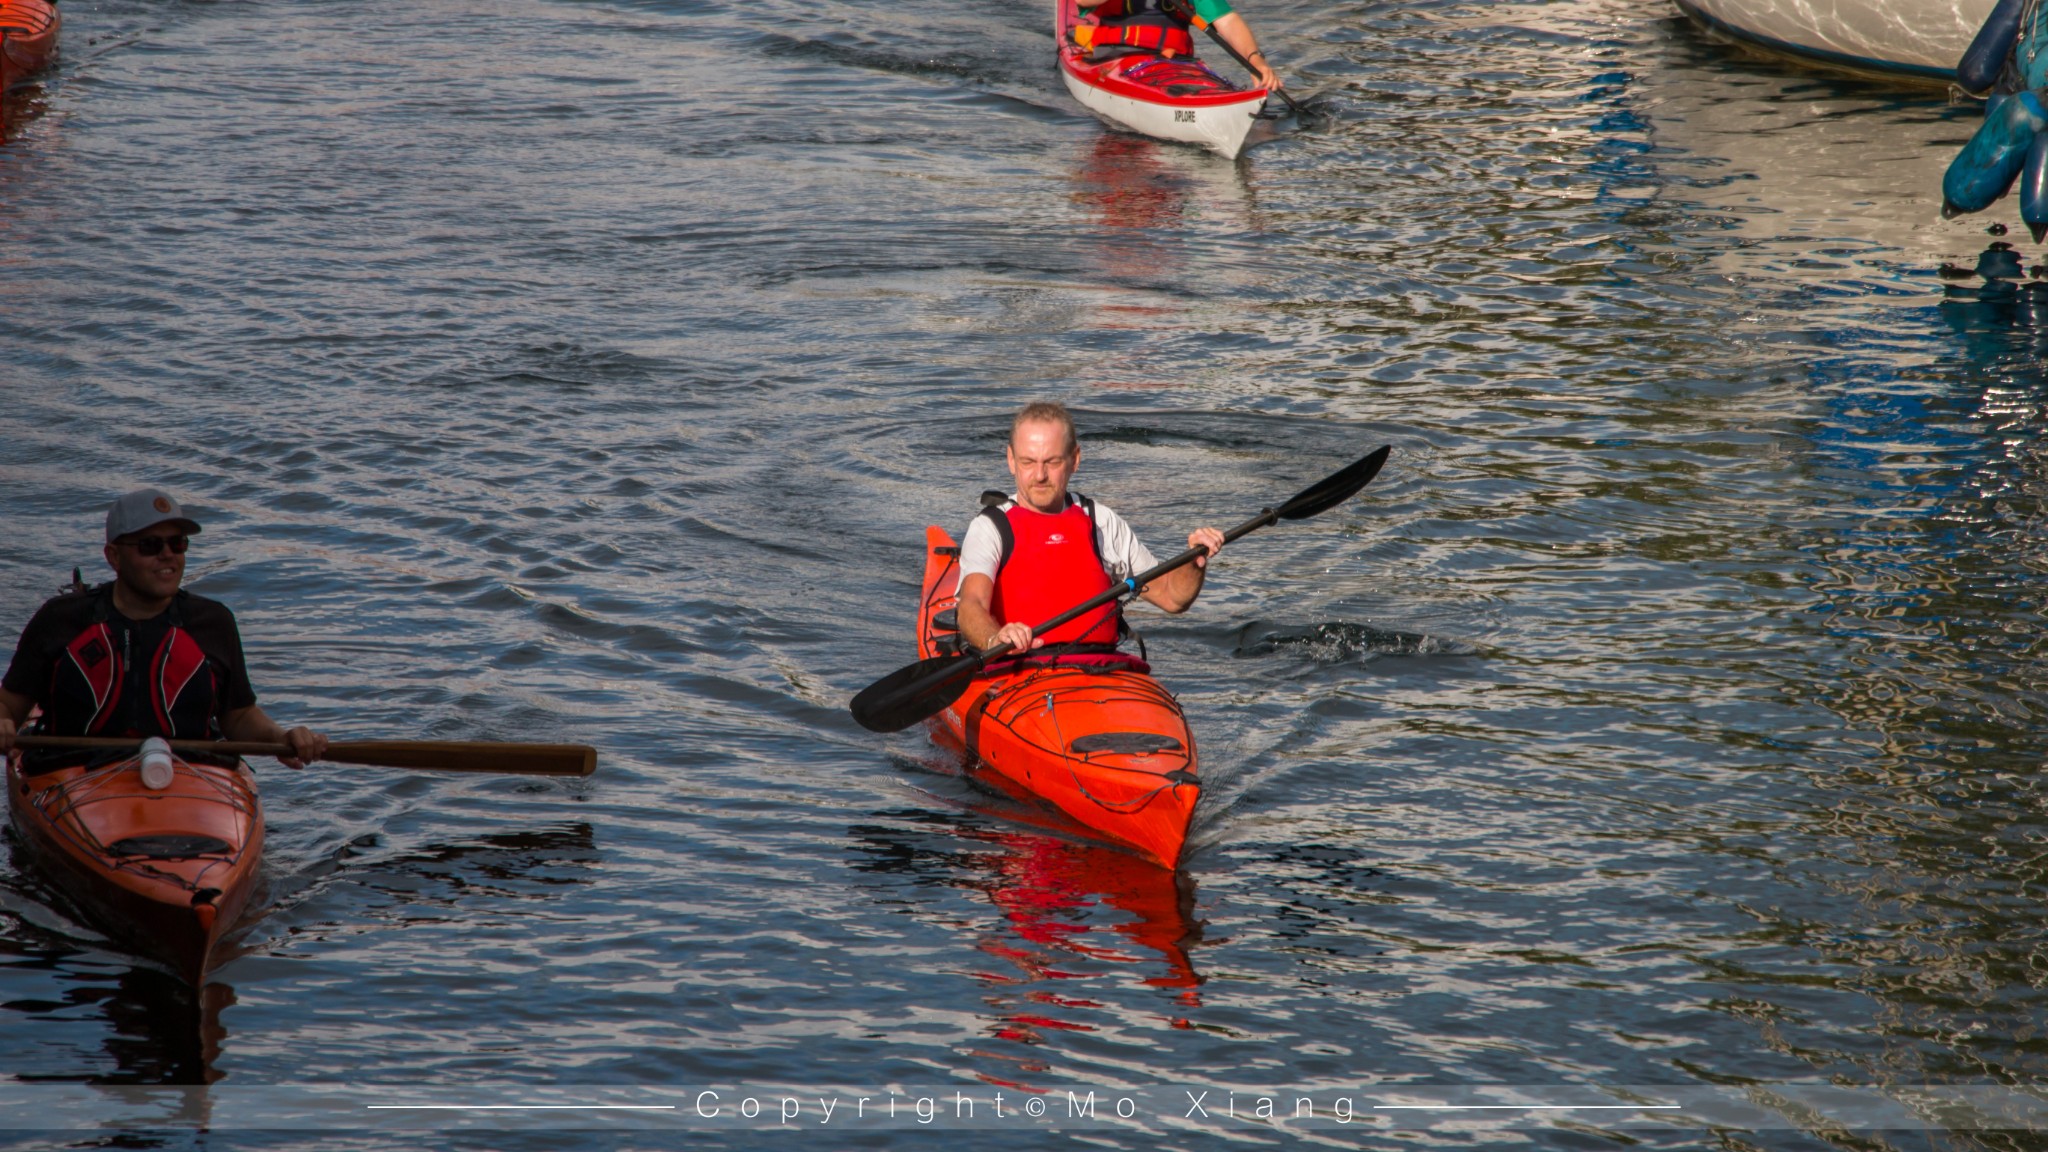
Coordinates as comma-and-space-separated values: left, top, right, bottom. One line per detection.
0, 488, 328, 769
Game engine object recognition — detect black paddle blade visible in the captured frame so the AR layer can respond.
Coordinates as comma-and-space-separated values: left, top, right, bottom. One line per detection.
849, 653, 983, 733
1276, 445, 1390, 521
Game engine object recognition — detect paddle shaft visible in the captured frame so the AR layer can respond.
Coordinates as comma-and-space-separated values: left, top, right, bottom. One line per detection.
848, 445, 1390, 733
14, 735, 597, 777
894, 504, 1285, 704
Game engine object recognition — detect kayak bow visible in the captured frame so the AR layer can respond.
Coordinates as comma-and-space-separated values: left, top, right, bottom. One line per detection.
0, 0, 57, 97
8, 743, 263, 984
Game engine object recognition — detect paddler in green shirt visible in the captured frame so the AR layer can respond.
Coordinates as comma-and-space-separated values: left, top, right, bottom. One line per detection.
1076, 0, 1282, 90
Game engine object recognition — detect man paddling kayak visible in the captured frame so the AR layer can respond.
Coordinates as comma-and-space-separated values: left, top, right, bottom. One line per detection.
1075, 0, 1282, 91
0, 489, 328, 768
956, 403, 1226, 655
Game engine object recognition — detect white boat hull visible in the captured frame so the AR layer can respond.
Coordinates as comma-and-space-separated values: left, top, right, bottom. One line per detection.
1676, 0, 1992, 80
1059, 67, 1265, 159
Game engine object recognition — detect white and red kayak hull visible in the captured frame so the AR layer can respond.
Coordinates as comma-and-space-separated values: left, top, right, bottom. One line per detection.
1055, 0, 1268, 158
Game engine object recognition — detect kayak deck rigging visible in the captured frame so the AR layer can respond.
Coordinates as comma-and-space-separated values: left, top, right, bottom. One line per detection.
964, 665, 1195, 815
31, 759, 254, 896
9, 747, 264, 984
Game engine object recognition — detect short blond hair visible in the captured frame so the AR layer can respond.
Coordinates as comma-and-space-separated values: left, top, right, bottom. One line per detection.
1011, 402, 1078, 454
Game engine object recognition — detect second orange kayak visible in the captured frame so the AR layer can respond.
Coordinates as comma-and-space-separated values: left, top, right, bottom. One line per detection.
8, 741, 264, 984
915, 526, 1199, 868
0, 0, 58, 96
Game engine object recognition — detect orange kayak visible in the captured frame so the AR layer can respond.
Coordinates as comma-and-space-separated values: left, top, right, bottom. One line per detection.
916, 526, 1199, 868
8, 744, 263, 984
0, 0, 58, 95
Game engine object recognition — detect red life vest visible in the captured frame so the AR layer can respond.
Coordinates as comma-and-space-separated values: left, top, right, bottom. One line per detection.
983, 494, 1123, 647
1071, 21, 1194, 57
1076, 0, 1196, 56
49, 590, 221, 740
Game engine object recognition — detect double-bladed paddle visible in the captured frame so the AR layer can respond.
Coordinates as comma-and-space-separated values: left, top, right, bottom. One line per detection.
849, 445, 1392, 734
1158, 0, 1307, 116
14, 735, 597, 777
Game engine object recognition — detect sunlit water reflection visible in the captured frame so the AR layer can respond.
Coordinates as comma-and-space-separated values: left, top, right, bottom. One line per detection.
2, 0, 2043, 1146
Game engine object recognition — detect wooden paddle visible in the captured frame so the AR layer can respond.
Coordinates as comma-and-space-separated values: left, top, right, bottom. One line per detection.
14, 735, 597, 777
849, 445, 1393, 734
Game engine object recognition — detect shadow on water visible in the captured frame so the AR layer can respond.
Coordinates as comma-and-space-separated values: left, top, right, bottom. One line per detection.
355, 822, 601, 889
0, 963, 232, 1088
1940, 244, 2048, 346
1, 824, 599, 1087
261, 821, 602, 951
0, 79, 53, 145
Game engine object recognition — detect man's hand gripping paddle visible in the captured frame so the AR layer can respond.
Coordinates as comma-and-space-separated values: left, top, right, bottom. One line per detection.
1158, 0, 1307, 116
849, 445, 1391, 734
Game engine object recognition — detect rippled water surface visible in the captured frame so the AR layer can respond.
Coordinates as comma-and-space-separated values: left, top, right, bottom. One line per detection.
3, 0, 2046, 1146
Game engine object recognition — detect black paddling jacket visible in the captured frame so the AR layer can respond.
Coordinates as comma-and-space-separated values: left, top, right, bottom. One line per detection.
2, 585, 258, 763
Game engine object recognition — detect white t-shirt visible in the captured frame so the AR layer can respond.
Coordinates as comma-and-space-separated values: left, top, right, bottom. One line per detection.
957, 495, 1159, 592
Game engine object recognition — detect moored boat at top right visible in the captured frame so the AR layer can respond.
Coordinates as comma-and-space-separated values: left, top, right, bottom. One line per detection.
1674, 0, 1989, 82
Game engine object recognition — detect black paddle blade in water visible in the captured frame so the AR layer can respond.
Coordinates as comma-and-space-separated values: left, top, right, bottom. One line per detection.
849, 653, 983, 733
1277, 445, 1390, 521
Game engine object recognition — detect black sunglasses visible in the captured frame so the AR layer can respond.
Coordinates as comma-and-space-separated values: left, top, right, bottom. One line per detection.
117, 534, 189, 556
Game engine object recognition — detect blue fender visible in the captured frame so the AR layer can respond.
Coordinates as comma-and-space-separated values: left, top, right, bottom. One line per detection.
1960, 0, 2027, 94
1943, 91, 2048, 217
2023, 130, 2048, 240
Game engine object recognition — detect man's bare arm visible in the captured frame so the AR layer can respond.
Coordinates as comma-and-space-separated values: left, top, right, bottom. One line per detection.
956, 573, 1042, 652
1209, 13, 1279, 89
1137, 527, 1225, 614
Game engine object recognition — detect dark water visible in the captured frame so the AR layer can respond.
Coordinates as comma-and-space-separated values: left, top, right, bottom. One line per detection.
2, 0, 2045, 1145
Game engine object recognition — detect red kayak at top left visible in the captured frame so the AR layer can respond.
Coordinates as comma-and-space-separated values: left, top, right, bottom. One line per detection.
0, 0, 58, 115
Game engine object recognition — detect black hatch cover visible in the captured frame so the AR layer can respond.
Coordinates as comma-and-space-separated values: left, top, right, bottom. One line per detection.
107, 835, 232, 859
1070, 732, 1184, 755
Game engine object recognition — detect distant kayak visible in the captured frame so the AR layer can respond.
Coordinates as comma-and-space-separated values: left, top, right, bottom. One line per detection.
8, 742, 263, 984
914, 526, 1199, 869
1055, 0, 1269, 159
0, 0, 57, 95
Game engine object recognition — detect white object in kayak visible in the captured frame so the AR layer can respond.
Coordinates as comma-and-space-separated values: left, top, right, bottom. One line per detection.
139, 737, 176, 790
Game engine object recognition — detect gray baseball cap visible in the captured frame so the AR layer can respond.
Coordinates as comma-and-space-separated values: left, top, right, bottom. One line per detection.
105, 488, 203, 543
